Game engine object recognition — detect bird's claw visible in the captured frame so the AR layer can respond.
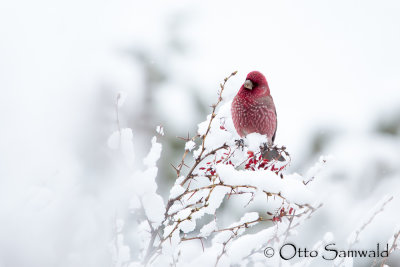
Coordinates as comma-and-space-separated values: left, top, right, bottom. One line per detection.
260, 142, 270, 152
235, 139, 245, 150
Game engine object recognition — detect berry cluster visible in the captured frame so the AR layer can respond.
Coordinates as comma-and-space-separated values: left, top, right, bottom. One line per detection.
199, 151, 233, 177
244, 150, 288, 175
269, 206, 295, 222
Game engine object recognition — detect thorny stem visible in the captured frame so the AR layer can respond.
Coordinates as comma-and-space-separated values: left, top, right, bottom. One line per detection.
179, 144, 228, 187
199, 72, 237, 158
145, 169, 313, 264
179, 71, 237, 187
215, 229, 237, 267
144, 72, 238, 266
174, 133, 199, 177
214, 217, 270, 233
173, 182, 305, 208
143, 71, 237, 265
378, 229, 400, 267
242, 204, 322, 265
215, 205, 320, 267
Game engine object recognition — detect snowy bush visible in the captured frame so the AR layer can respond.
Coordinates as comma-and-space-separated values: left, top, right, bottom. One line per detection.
108, 72, 399, 267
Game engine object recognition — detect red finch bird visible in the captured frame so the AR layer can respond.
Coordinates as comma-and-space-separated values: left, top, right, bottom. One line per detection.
231, 71, 277, 146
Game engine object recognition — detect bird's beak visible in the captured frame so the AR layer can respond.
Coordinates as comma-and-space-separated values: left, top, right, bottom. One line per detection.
244, 80, 253, 90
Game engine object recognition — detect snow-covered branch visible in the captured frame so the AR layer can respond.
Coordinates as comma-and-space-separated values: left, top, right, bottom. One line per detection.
106, 71, 399, 267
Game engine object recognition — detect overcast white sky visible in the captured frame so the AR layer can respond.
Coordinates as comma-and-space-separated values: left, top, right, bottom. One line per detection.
1, 0, 399, 166
1, 0, 400, 266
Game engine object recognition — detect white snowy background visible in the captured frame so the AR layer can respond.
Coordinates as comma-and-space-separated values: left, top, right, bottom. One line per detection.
1, 0, 400, 266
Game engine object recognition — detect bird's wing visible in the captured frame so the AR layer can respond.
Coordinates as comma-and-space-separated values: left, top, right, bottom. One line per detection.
272, 108, 277, 143
258, 95, 277, 144
231, 95, 244, 137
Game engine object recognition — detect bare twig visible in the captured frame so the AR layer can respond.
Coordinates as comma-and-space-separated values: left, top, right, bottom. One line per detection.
180, 71, 237, 187
378, 228, 400, 267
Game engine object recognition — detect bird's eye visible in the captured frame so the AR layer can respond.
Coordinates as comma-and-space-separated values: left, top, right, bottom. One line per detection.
244, 80, 254, 90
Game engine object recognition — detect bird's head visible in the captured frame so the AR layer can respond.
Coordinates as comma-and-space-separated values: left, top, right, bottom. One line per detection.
242, 71, 270, 95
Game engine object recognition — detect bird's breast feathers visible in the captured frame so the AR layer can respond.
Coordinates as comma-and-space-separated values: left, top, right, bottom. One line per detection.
232, 94, 276, 138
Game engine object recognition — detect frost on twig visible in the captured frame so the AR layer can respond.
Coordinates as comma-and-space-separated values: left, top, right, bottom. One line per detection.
371, 225, 400, 267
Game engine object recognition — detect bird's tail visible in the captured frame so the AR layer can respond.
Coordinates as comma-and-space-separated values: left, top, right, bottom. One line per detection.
261, 146, 286, 162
